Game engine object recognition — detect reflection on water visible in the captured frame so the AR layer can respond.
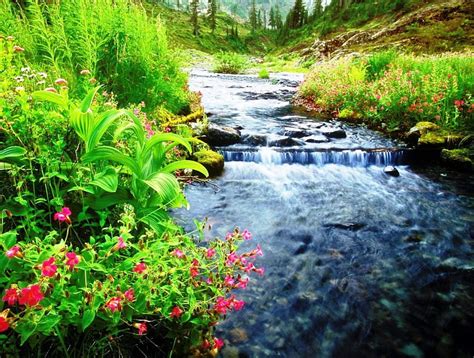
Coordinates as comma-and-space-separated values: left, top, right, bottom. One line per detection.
176, 70, 474, 357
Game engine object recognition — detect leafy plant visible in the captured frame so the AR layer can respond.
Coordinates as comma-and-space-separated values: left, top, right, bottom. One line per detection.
213, 51, 249, 74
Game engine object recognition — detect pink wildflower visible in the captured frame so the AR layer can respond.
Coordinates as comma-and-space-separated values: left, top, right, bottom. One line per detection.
105, 297, 122, 312
206, 248, 216, 259
133, 262, 147, 274
235, 277, 249, 289
170, 306, 183, 319
226, 252, 239, 266
115, 236, 127, 251
242, 229, 252, 241
53, 207, 71, 224
171, 248, 185, 258
41, 257, 57, 277
0, 317, 9, 333
2, 288, 19, 306
232, 299, 245, 311
124, 288, 135, 302
224, 275, 235, 287
65, 252, 80, 270
136, 322, 147, 335
5, 245, 21, 259
18, 284, 44, 306
213, 337, 224, 350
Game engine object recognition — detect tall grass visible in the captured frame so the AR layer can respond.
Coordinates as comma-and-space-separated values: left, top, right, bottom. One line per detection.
300, 52, 474, 131
213, 51, 249, 74
0, 0, 188, 113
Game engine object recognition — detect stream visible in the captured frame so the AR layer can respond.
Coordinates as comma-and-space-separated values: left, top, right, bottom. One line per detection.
177, 70, 474, 357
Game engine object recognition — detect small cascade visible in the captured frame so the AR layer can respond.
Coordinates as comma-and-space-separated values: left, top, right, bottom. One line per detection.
221, 147, 410, 166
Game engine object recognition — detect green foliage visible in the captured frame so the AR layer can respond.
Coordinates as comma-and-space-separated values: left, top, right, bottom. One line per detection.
0, 0, 189, 113
258, 68, 270, 79
0, 31, 262, 357
213, 52, 249, 74
300, 53, 474, 131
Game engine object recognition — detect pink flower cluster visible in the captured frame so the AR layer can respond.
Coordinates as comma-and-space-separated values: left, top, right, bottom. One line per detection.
213, 295, 245, 315
2, 284, 44, 307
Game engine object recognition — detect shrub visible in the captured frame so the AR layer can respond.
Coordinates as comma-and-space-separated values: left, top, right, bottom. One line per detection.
213, 52, 249, 74
0, 0, 189, 113
0, 38, 263, 356
258, 68, 270, 79
299, 52, 474, 131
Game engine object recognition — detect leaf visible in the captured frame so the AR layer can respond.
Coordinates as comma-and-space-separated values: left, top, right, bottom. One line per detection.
82, 146, 140, 176
0, 146, 26, 161
16, 320, 37, 346
161, 160, 209, 177
86, 109, 127, 151
142, 172, 180, 206
143, 133, 192, 158
32, 91, 68, 109
85, 190, 131, 210
37, 314, 61, 335
80, 86, 101, 113
139, 209, 170, 233
70, 108, 94, 143
89, 167, 118, 193
82, 309, 95, 331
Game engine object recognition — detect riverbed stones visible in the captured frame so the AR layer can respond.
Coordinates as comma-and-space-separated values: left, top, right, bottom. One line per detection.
268, 136, 300, 147
384, 166, 400, 177
302, 134, 330, 143
206, 124, 241, 146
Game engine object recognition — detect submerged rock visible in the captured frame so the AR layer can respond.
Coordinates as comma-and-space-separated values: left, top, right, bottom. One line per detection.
302, 134, 330, 143
281, 128, 309, 138
193, 150, 224, 176
242, 134, 267, 146
384, 166, 400, 177
206, 124, 241, 146
318, 127, 347, 138
268, 136, 300, 147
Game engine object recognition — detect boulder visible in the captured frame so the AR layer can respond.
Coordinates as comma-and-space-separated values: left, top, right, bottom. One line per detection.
242, 134, 267, 146
441, 149, 473, 172
193, 150, 224, 176
418, 132, 446, 149
406, 121, 440, 145
383, 166, 400, 177
268, 137, 300, 147
281, 128, 309, 138
318, 127, 347, 138
302, 134, 330, 143
206, 124, 241, 146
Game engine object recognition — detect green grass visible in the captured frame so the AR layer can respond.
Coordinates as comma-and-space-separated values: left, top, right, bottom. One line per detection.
213, 51, 249, 74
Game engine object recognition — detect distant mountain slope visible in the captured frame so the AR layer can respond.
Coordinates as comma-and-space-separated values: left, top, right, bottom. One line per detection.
279, 0, 473, 61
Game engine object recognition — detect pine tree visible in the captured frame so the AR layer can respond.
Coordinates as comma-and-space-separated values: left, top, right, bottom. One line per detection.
249, 0, 257, 32
190, 0, 199, 36
263, 10, 267, 29
292, 0, 305, 28
208, 0, 217, 33
257, 9, 262, 28
269, 7, 275, 29
274, 5, 283, 29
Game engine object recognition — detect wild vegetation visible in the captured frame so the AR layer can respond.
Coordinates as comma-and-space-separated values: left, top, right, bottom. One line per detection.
298, 51, 474, 132
0, 1, 263, 356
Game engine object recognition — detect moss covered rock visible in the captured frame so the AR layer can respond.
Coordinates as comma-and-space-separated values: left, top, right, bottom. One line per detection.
418, 131, 446, 148
406, 121, 441, 145
441, 149, 473, 172
193, 150, 224, 176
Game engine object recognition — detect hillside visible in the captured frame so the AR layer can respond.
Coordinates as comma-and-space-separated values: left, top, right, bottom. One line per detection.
145, 3, 272, 54
276, 0, 473, 62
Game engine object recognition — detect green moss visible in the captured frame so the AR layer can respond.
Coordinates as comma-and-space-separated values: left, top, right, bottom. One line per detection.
193, 150, 224, 176
413, 121, 440, 133
441, 149, 473, 172
418, 132, 446, 147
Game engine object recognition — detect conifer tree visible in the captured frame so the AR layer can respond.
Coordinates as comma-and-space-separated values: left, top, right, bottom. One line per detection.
269, 7, 275, 29
190, 0, 199, 36
208, 0, 217, 32
274, 5, 283, 29
249, 0, 258, 32
312, 0, 323, 20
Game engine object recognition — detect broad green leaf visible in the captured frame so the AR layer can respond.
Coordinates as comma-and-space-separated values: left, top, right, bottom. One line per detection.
70, 108, 94, 143
82, 309, 95, 331
86, 109, 127, 151
161, 160, 209, 177
80, 86, 101, 113
143, 133, 192, 158
32, 91, 68, 108
143, 172, 180, 206
85, 190, 131, 210
89, 167, 118, 193
0, 146, 26, 160
82, 146, 140, 176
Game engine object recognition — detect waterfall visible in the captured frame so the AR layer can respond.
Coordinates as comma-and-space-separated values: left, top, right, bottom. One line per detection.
220, 148, 410, 166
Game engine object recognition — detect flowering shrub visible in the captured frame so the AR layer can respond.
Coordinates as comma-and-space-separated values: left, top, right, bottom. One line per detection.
299, 52, 473, 131
0, 39, 263, 355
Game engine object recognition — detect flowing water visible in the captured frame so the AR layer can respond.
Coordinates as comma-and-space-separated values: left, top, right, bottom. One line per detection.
177, 70, 474, 357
